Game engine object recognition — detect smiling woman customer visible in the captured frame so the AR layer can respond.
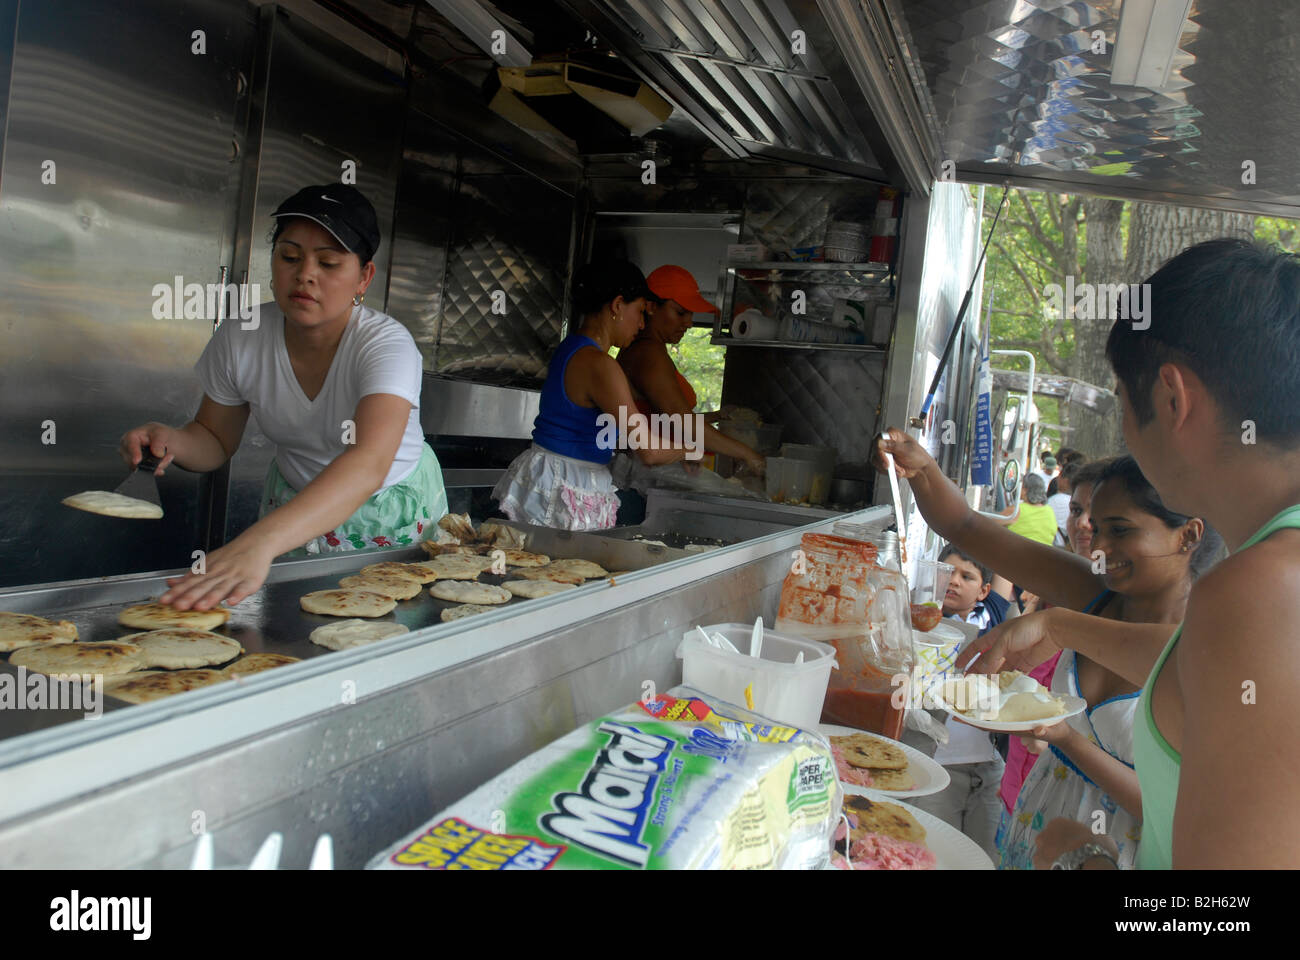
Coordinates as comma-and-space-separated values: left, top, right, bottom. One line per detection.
118, 183, 448, 612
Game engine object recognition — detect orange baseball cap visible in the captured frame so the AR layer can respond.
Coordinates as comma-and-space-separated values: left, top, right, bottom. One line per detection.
646, 265, 718, 314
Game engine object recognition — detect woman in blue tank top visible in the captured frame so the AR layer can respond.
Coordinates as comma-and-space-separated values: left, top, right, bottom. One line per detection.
493, 261, 694, 530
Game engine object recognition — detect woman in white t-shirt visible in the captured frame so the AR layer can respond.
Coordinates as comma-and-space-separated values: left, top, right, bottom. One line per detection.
118, 184, 448, 611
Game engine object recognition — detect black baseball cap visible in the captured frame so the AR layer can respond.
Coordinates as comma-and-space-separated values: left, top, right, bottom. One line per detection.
272, 183, 381, 264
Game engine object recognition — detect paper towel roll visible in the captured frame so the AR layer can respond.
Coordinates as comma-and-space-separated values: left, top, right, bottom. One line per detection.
732, 309, 779, 340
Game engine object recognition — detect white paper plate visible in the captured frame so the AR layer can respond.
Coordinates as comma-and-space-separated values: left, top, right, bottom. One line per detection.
817, 723, 950, 799
933, 694, 1088, 732
913, 620, 964, 645
829, 796, 994, 871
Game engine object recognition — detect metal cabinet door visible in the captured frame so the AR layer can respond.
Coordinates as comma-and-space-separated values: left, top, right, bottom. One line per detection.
0, 0, 256, 586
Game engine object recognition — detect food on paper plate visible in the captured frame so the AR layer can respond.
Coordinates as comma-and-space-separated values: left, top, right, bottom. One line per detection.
118, 602, 231, 632
833, 732, 907, 770
910, 602, 943, 632
428, 581, 511, 605
9, 641, 144, 677
339, 573, 423, 601
222, 653, 300, 677
116, 629, 243, 669
844, 795, 927, 846
864, 767, 915, 791
299, 590, 396, 618
0, 612, 78, 652
833, 833, 937, 870
61, 490, 163, 520
103, 669, 228, 703
942, 671, 1066, 722
369, 687, 841, 870
829, 743, 875, 787
309, 619, 409, 650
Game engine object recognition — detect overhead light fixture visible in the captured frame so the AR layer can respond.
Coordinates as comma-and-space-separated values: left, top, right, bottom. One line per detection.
1110, 0, 1193, 89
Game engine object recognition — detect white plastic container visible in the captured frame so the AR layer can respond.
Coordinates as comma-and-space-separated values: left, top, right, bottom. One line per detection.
677, 622, 837, 729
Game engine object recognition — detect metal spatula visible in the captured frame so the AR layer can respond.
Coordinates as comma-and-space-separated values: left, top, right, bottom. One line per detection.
114, 454, 163, 509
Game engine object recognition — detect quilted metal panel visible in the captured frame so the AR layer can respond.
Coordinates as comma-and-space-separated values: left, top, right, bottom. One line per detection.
740, 178, 878, 250
386, 110, 575, 389
438, 172, 571, 386
721, 348, 887, 469
889, 0, 1300, 212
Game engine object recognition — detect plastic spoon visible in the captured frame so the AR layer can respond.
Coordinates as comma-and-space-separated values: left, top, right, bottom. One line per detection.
249, 831, 283, 870
711, 631, 741, 654
189, 832, 214, 870
881, 442, 908, 564
309, 834, 334, 870
750, 617, 764, 659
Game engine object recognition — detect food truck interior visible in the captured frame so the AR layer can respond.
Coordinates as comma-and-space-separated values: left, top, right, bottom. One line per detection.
1, 0, 1295, 868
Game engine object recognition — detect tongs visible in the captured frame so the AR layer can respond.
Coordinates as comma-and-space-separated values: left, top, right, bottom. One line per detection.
114, 454, 164, 510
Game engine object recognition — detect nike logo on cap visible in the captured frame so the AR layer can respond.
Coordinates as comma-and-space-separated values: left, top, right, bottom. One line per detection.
321, 195, 341, 203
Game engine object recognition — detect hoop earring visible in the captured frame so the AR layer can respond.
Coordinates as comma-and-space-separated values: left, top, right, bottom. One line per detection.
353, 294, 364, 306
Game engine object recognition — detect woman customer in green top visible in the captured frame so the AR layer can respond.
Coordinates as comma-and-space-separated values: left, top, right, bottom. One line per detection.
958, 239, 1300, 869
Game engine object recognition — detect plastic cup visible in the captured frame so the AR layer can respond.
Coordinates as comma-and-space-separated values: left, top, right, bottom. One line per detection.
909, 559, 953, 632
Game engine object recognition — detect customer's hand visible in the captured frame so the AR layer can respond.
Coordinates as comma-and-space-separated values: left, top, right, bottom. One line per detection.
872, 427, 934, 481
956, 608, 1063, 676
1033, 818, 1119, 870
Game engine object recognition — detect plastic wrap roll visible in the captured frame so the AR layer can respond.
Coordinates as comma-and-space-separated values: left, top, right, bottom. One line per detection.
780, 316, 868, 345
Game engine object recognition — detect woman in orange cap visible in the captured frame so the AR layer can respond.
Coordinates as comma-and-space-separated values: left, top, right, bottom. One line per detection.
617, 265, 766, 479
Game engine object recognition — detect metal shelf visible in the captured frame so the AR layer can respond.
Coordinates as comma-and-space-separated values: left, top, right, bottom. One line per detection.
727, 263, 893, 289
730, 261, 891, 272
712, 336, 887, 353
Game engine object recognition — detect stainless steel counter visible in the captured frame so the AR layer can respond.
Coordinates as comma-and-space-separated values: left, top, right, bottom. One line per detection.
0, 500, 890, 868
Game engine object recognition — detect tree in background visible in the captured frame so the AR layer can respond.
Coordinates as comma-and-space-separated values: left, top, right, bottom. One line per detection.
669, 327, 725, 413
980, 188, 1268, 457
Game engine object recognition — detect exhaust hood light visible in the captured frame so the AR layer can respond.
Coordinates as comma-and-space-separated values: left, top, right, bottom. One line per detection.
1110, 0, 1193, 90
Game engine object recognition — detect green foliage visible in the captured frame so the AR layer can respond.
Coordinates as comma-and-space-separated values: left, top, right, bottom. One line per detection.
669, 327, 725, 411
971, 185, 1294, 456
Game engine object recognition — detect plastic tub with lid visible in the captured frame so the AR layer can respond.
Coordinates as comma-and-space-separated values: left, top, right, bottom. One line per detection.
677, 622, 837, 730
780, 443, 837, 505
765, 456, 815, 504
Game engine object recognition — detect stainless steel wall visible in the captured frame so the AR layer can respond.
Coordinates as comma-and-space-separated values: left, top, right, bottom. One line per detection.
218, 4, 408, 544
0, 0, 256, 587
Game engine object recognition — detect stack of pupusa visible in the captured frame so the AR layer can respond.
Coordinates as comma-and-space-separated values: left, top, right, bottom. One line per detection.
942, 670, 1066, 722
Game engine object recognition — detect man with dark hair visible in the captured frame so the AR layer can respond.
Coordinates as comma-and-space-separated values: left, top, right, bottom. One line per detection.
964, 238, 1300, 869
